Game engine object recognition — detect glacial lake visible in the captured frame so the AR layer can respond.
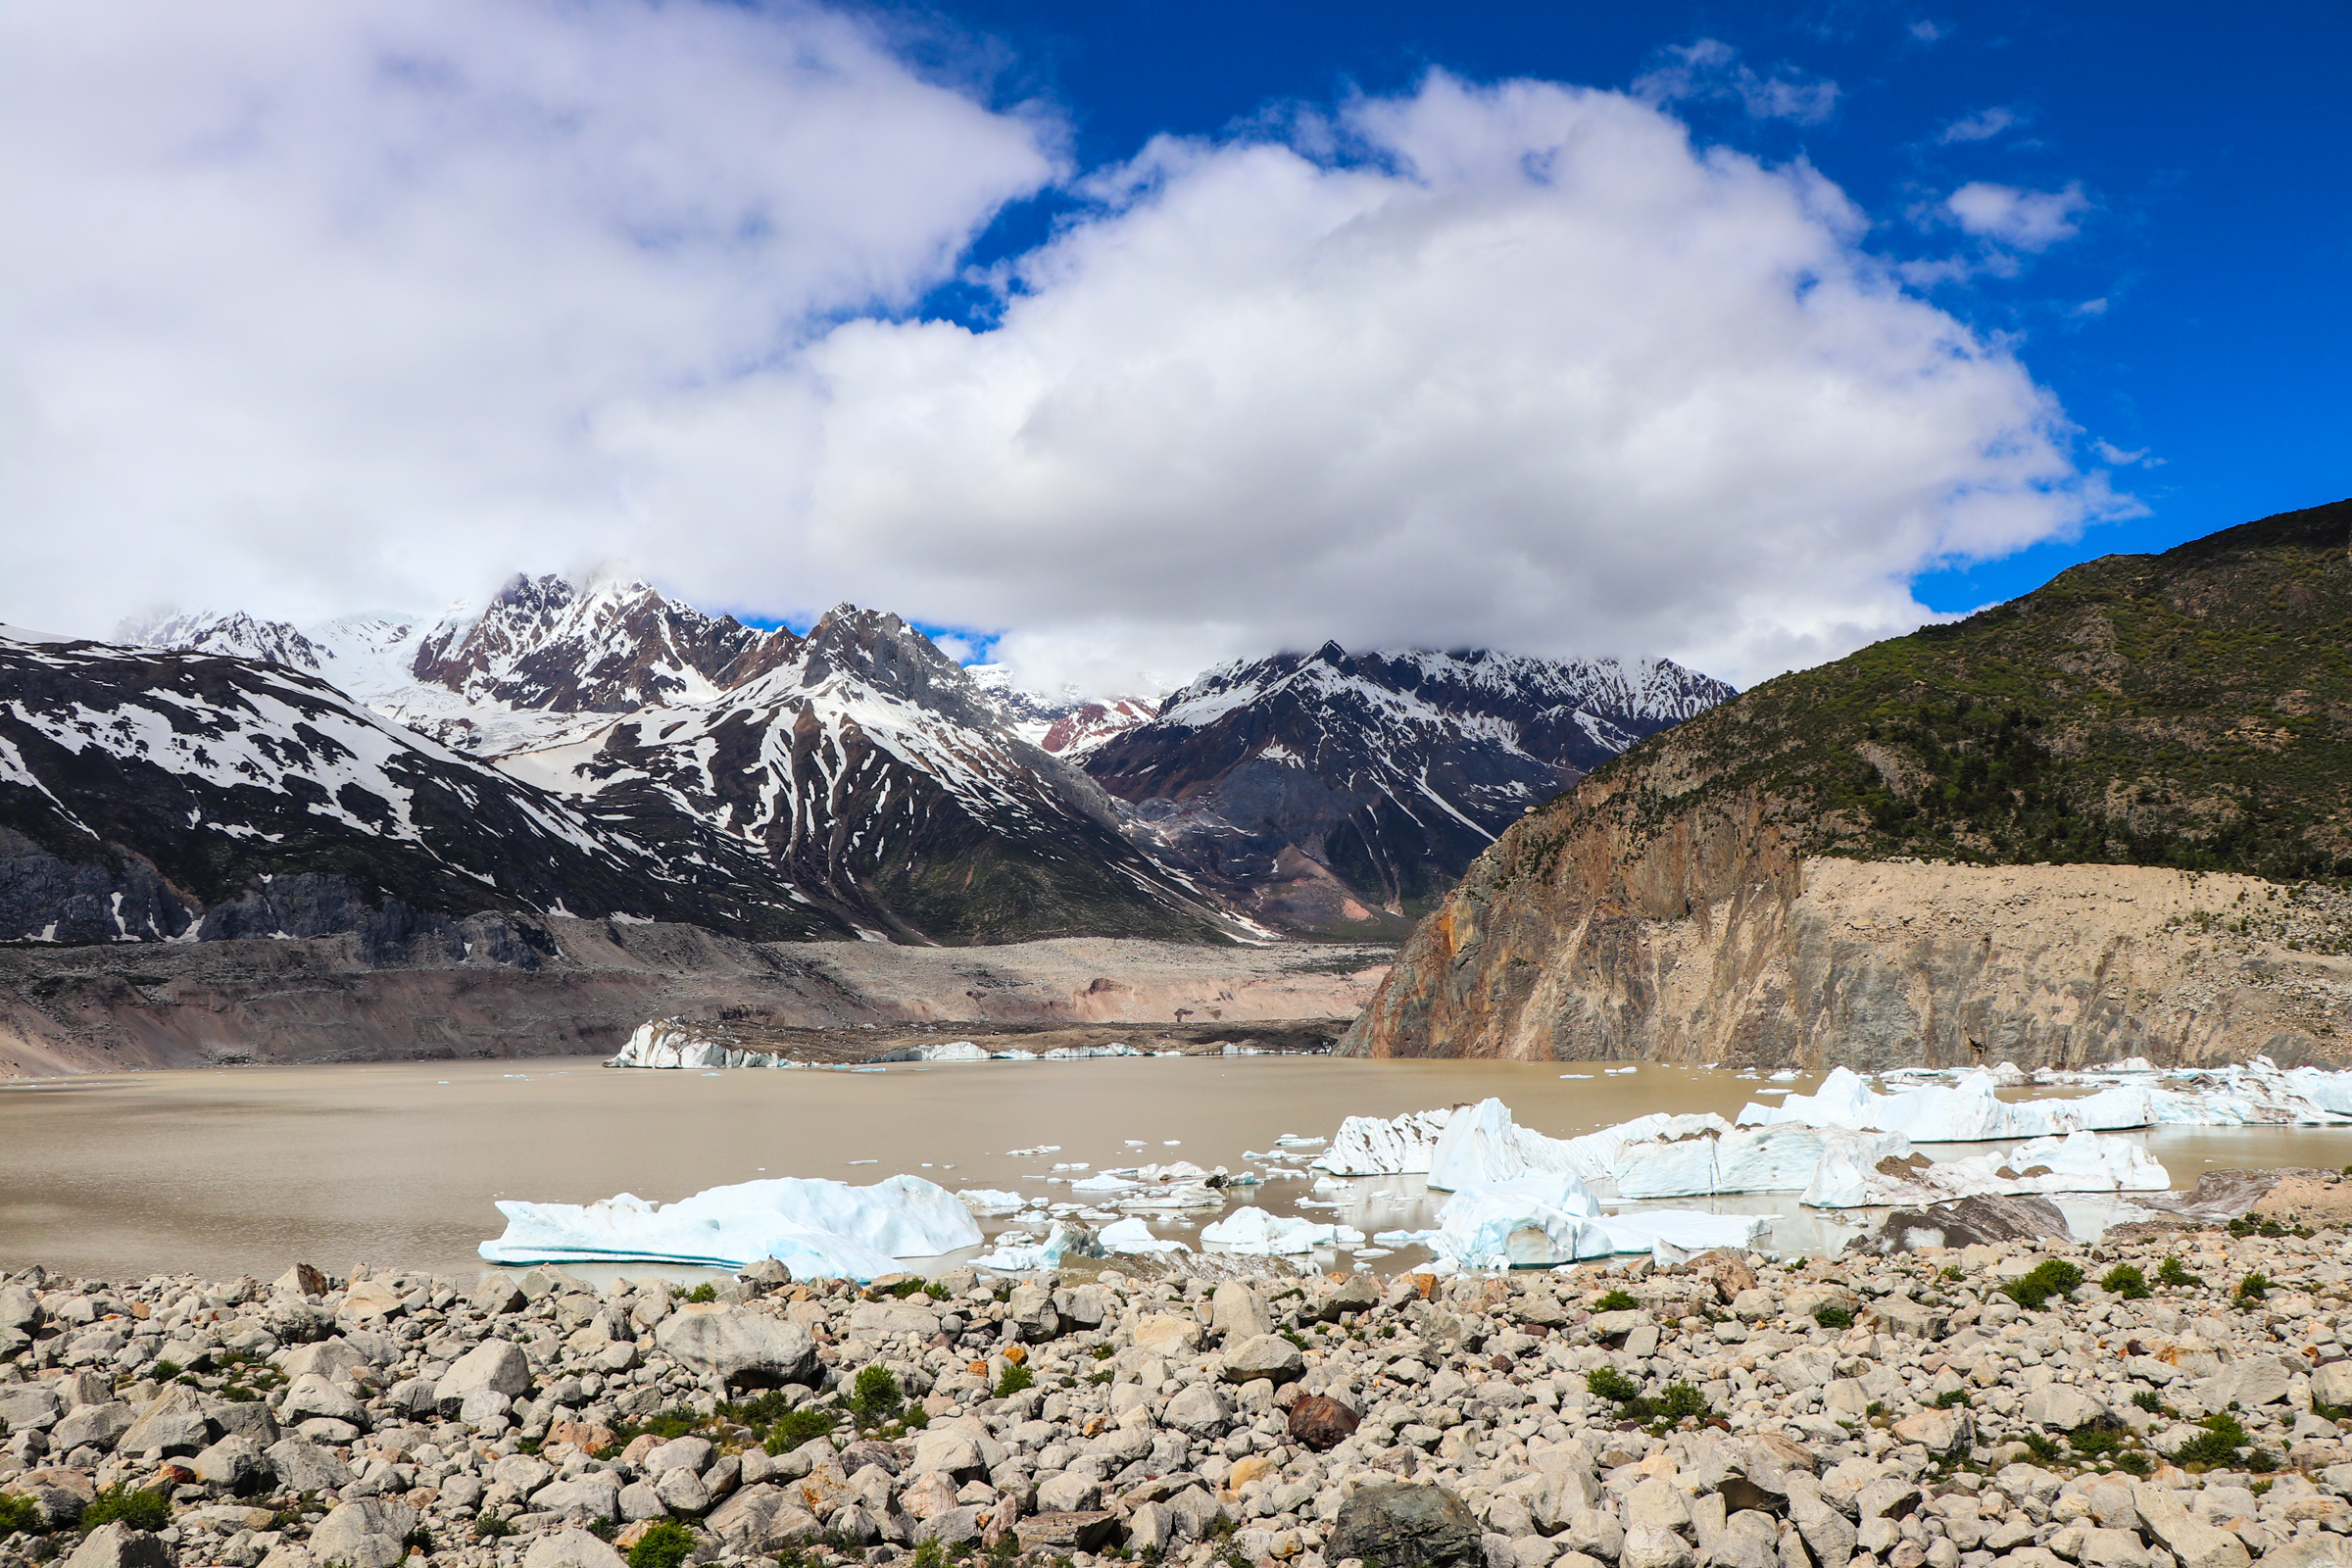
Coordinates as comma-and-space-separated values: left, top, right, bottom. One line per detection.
3, 1054, 2347, 1285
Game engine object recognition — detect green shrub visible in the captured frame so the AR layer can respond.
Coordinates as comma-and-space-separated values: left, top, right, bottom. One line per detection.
149, 1360, 183, 1381
2132, 1389, 2163, 1414
2235, 1272, 2272, 1303
1585, 1367, 1643, 1404
1592, 1290, 1641, 1313
626, 1520, 698, 1568
763, 1408, 838, 1455
2100, 1264, 2150, 1299
0, 1494, 41, 1537
902, 1403, 930, 1430
683, 1283, 718, 1304
923, 1282, 950, 1300
81, 1487, 170, 1535
613, 1406, 702, 1446
1938, 1265, 1964, 1283
993, 1363, 1035, 1399
2068, 1425, 2129, 1458
2171, 1412, 2255, 1469
2002, 1260, 2085, 1310
1812, 1302, 1855, 1330
2157, 1255, 2202, 1288
2021, 1432, 2063, 1464
1654, 1384, 1712, 1425
2114, 1451, 2154, 1477
1934, 1389, 1974, 1409
850, 1365, 904, 1426
404, 1526, 435, 1554
911, 1541, 950, 1568
476, 1516, 515, 1540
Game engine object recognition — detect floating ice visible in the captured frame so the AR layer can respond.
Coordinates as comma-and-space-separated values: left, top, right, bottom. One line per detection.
1739, 1066, 2154, 1140
1200, 1205, 1365, 1254
1428, 1173, 1610, 1269
1594, 1209, 1771, 1255
1311, 1108, 1455, 1175
956, 1189, 1027, 1213
1097, 1216, 1190, 1254
1799, 1128, 2171, 1208
479, 1174, 982, 1281
1068, 1172, 1140, 1194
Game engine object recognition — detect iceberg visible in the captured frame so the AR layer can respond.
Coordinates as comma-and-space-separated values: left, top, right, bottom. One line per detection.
1428, 1099, 1736, 1191
1593, 1209, 1772, 1255
1740, 1066, 2154, 1140
1097, 1216, 1191, 1254
1800, 1128, 2170, 1208
1429, 1173, 1613, 1269
1611, 1122, 1839, 1199
956, 1189, 1028, 1213
1200, 1205, 1365, 1254
479, 1173, 982, 1281
1312, 1108, 1457, 1175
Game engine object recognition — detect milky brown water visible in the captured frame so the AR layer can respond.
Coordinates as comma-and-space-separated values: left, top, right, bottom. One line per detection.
3, 1056, 2346, 1285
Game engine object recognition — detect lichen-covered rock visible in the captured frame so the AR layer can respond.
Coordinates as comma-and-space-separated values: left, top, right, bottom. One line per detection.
1332, 1483, 1486, 1568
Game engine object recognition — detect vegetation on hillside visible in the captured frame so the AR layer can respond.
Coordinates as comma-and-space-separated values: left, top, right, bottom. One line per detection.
1519, 498, 2352, 885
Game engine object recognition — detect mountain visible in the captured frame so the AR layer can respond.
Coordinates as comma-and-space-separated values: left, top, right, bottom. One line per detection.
0, 626, 852, 949
1084, 643, 1735, 936
502, 607, 1228, 945
965, 664, 1160, 758
1345, 498, 2352, 1069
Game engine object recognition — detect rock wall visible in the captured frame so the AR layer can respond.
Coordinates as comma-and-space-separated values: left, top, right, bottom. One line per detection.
0, 922, 1391, 1079
1342, 793, 2352, 1068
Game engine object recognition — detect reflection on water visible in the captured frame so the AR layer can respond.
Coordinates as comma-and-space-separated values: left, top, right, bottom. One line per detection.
2, 1055, 2346, 1284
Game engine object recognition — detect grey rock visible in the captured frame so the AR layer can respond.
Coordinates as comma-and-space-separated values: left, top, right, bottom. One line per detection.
50, 1401, 137, 1453
63, 1522, 172, 1568
117, 1386, 214, 1455
1714, 1512, 1784, 1568
205, 1399, 280, 1447
2131, 1485, 2251, 1568
645, 1436, 714, 1474
193, 1433, 273, 1494
1164, 1383, 1234, 1437
1005, 1284, 1061, 1343
530, 1472, 624, 1524
653, 1304, 818, 1390
278, 1373, 368, 1430
618, 1481, 666, 1523
472, 1273, 526, 1315
277, 1339, 370, 1381
1627, 1526, 1698, 1568
1220, 1333, 1304, 1386
0, 1383, 62, 1433
1564, 1508, 1626, 1562
915, 1505, 988, 1547
1845, 1196, 2071, 1255
1212, 1283, 1273, 1343
434, 1339, 531, 1414
1015, 1512, 1121, 1553
1628, 1480, 1692, 1534
1330, 1482, 1486, 1568
708, 1485, 823, 1549
911, 1429, 989, 1482
519, 1528, 626, 1568
846, 1301, 941, 1340
1037, 1472, 1102, 1513
653, 1465, 712, 1516
310, 1496, 418, 1568
266, 1435, 357, 1492
2023, 1387, 2106, 1430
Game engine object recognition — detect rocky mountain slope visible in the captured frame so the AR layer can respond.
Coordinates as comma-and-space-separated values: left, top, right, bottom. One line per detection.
966, 664, 1159, 758
0, 628, 852, 948
1345, 498, 2352, 1068
1087, 644, 1734, 937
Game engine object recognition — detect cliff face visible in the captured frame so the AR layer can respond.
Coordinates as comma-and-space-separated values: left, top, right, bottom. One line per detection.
1345, 499, 2352, 1069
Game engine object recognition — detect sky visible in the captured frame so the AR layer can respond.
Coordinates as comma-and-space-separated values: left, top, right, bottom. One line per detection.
3, 0, 2345, 696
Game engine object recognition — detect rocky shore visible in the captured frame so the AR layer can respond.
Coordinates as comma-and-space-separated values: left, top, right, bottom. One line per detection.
4, 1200, 2350, 1568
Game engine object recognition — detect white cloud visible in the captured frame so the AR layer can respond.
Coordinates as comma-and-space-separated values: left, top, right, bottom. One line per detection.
1937, 107, 2019, 143
1946, 180, 2090, 250
1633, 39, 1840, 125
1909, 22, 1950, 43
2093, 440, 2160, 467
3, 23, 2122, 698
0, 0, 1058, 626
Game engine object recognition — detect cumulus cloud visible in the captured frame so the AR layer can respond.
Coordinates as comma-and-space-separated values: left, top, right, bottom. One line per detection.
4, 13, 2125, 697
1946, 180, 2090, 250
0, 0, 1058, 625
1633, 39, 1841, 125
1937, 107, 2019, 143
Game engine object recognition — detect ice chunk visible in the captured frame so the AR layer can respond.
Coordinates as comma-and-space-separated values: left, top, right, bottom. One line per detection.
1740, 1066, 2155, 1140
1200, 1206, 1365, 1254
1311, 1107, 1456, 1174
1593, 1209, 1771, 1254
956, 1189, 1027, 1213
1428, 1173, 1611, 1269
478, 1173, 982, 1281
1799, 1128, 2170, 1208
1430, 1101, 1735, 1190
1098, 1216, 1190, 1254
1610, 1122, 1836, 1198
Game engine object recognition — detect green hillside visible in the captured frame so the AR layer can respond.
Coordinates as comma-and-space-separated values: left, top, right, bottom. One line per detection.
1537, 497, 2352, 882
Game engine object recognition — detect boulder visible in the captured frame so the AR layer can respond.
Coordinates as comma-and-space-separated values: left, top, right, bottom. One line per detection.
915, 1505, 989, 1546
192, 1433, 273, 1495
653, 1466, 712, 1517
2132, 1484, 2252, 1568
1131, 1313, 1203, 1356
0, 1383, 63, 1433
267, 1436, 357, 1493
278, 1339, 371, 1381
708, 1485, 821, 1549
846, 1301, 941, 1339
5, 1467, 97, 1530
1330, 1483, 1487, 1568
1892, 1407, 1972, 1455
1005, 1284, 1060, 1342
531, 1472, 624, 1524
471, 1273, 527, 1315
1016, 1512, 1122, 1553
1211, 1283, 1273, 1342
521, 1528, 627, 1568
278, 1374, 369, 1430
1624, 1524, 1695, 1568
2023, 1386, 2107, 1430
643, 1436, 715, 1475
653, 1304, 818, 1390
51, 1401, 137, 1453
910, 1428, 990, 1482
1037, 1473, 1102, 1513
1844, 1195, 2072, 1255
1288, 1394, 1360, 1451
434, 1339, 531, 1414
2310, 1361, 2352, 1410
310, 1496, 417, 1568
116, 1387, 214, 1456
1220, 1333, 1304, 1386
63, 1522, 172, 1568
1164, 1383, 1234, 1438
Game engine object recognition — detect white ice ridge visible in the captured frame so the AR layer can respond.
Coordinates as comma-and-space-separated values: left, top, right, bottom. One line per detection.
971, 1215, 1187, 1272
1200, 1206, 1367, 1255
607, 1018, 1152, 1069
1799, 1128, 2171, 1208
1426, 1171, 1770, 1271
478, 1174, 981, 1282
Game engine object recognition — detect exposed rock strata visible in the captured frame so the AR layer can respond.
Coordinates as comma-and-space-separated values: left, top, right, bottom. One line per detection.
0, 927, 1390, 1080
1344, 843, 2352, 1069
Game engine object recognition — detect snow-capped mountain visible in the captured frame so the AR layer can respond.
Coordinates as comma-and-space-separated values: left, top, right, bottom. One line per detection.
1085, 643, 1737, 935
0, 626, 850, 948
504, 608, 1227, 945
965, 664, 1160, 758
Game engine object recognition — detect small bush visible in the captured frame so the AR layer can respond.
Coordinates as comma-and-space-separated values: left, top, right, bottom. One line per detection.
1866, 1401, 1886, 1418
2021, 1432, 2063, 1464
1934, 1389, 1974, 1409
149, 1360, 183, 1381
2171, 1412, 2254, 1469
627, 1520, 698, 1568
683, 1283, 718, 1304
1592, 1290, 1641, 1313
475, 1516, 515, 1540
1585, 1367, 1643, 1404
614, 1406, 702, 1446
923, 1282, 950, 1300
81, 1488, 170, 1535
2157, 1255, 2202, 1289
850, 1365, 903, 1427
1938, 1265, 1964, 1283
2235, 1272, 2272, 1303
2100, 1264, 2150, 1299
2002, 1260, 2085, 1310
763, 1408, 838, 1455
1812, 1302, 1855, 1330
2067, 1425, 2129, 1458
912, 1540, 950, 1568
404, 1526, 435, 1554
1654, 1383, 1712, 1425
993, 1363, 1035, 1399
0, 1494, 41, 1537
902, 1403, 930, 1430
2114, 1450, 2154, 1476
2132, 1389, 2163, 1414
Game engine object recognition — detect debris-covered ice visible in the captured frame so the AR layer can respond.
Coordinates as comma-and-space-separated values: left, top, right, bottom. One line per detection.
479, 1174, 982, 1281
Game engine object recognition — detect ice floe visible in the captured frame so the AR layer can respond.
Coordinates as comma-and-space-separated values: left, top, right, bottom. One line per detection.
1738, 1066, 2153, 1139
1799, 1128, 2171, 1208
1200, 1205, 1366, 1254
479, 1174, 982, 1280
1310, 1108, 1456, 1175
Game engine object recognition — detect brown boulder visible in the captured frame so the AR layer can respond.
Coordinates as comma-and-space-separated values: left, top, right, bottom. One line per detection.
1288, 1394, 1361, 1451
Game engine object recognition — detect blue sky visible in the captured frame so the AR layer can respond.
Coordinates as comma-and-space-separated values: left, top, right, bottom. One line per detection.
5, 0, 2344, 690
917, 0, 2351, 612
